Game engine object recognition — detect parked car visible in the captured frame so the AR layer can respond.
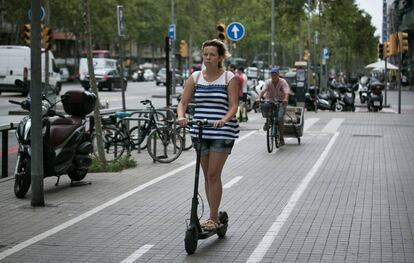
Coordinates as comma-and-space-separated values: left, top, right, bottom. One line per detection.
143, 69, 155, 81
59, 67, 70, 82
79, 58, 127, 91
246, 66, 259, 79
155, 68, 183, 86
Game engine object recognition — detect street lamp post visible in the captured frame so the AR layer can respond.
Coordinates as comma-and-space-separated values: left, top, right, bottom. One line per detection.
271, 0, 275, 67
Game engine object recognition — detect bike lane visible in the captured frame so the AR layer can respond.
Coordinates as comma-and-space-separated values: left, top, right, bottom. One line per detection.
1, 111, 413, 262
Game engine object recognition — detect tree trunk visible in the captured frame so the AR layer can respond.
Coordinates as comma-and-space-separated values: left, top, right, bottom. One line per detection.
82, 0, 106, 165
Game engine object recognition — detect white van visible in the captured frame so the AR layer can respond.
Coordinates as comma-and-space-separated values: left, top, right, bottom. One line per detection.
0, 45, 62, 96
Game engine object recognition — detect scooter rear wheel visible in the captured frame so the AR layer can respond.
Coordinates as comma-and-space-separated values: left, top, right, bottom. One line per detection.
184, 225, 198, 255
68, 169, 88, 181
217, 211, 229, 238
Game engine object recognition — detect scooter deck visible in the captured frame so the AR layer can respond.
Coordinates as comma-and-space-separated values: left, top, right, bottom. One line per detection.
198, 224, 227, 239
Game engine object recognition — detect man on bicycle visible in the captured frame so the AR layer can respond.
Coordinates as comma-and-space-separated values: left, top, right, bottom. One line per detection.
256, 66, 290, 146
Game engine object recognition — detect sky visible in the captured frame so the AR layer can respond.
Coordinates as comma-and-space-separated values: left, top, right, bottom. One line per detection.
355, 0, 383, 38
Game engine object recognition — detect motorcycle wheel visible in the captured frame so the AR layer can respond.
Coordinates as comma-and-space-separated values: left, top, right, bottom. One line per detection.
367, 102, 372, 112
334, 103, 343, 112
68, 169, 88, 181
184, 225, 198, 255
14, 155, 31, 198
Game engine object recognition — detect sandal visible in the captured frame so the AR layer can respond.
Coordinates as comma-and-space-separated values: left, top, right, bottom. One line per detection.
200, 220, 209, 228
202, 219, 219, 231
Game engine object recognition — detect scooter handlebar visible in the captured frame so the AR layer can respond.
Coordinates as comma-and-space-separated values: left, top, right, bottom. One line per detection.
186, 119, 214, 127
9, 100, 22, 106
9, 99, 31, 111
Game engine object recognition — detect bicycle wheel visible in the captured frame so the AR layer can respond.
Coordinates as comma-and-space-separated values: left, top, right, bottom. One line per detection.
147, 127, 183, 163
92, 126, 127, 162
129, 124, 149, 150
266, 122, 274, 153
176, 126, 192, 151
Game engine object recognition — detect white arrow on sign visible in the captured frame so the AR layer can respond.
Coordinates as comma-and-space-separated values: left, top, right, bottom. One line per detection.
231, 25, 240, 40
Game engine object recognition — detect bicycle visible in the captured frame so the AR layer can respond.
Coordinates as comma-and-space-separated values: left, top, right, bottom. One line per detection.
137, 100, 183, 163
91, 113, 130, 162
260, 101, 281, 153
93, 100, 184, 163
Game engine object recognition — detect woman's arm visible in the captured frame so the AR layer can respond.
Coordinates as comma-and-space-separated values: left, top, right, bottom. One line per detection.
177, 75, 196, 127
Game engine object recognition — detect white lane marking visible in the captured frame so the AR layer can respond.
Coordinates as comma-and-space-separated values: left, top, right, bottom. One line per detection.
223, 176, 243, 189
246, 132, 340, 263
120, 244, 154, 263
382, 108, 397, 114
0, 130, 257, 261
321, 118, 344, 133
304, 118, 319, 131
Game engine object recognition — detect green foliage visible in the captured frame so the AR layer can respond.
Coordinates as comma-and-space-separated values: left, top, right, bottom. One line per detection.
89, 155, 137, 173
1, 0, 378, 72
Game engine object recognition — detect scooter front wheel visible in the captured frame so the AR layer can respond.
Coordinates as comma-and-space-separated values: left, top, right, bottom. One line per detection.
184, 225, 198, 255
14, 155, 31, 198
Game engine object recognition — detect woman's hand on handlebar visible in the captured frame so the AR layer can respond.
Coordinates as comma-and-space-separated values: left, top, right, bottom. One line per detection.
213, 119, 225, 128
177, 116, 187, 128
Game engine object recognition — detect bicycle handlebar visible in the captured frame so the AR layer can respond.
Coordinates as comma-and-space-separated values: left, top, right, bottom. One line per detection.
140, 99, 152, 105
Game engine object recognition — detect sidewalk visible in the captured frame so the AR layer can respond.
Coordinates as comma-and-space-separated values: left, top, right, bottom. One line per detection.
0, 109, 414, 262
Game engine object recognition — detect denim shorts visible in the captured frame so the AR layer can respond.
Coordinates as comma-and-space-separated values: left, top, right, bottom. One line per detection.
191, 138, 235, 156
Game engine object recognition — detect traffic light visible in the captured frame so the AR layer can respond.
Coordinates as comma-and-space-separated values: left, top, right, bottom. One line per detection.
179, 40, 188, 58
398, 32, 409, 53
41, 25, 53, 50
303, 49, 310, 61
384, 41, 390, 57
21, 24, 31, 46
216, 23, 226, 43
389, 33, 398, 56
378, 43, 384, 59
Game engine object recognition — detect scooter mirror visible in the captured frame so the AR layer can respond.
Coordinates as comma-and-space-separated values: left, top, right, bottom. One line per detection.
15, 79, 26, 88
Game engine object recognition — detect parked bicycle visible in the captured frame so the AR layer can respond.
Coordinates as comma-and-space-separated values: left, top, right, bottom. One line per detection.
92, 100, 184, 163
260, 101, 281, 153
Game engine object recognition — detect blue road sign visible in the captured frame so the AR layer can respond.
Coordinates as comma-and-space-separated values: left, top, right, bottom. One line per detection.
28, 6, 45, 21
168, 24, 176, 41
226, 22, 245, 42
323, 48, 330, 59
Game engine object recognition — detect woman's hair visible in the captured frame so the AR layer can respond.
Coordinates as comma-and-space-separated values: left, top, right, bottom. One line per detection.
201, 39, 230, 69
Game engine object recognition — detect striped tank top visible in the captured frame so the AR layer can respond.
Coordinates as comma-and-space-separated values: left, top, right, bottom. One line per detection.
190, 70, 240, 140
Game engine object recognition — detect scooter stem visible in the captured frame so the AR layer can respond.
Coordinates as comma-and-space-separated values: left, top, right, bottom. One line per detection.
190, 121, 203, 222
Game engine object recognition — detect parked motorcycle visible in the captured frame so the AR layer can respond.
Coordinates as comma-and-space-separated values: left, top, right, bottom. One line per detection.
10, 80, 97, 198
358, 76, 370, 104
367, 80, 384, 112
331, 82, 356, 112
305, 86, 336, 111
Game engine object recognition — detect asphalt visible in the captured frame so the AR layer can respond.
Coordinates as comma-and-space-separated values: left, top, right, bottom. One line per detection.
0, 91, 414, 262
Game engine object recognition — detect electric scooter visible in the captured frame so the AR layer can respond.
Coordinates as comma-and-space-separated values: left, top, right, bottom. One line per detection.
184, 119, 228, 255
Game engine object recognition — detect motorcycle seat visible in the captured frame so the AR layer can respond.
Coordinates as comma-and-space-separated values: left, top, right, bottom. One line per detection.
50, 116, 82, 147
318, 93, 330, 100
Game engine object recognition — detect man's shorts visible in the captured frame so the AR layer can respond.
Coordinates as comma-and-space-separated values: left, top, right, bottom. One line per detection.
191, 138, 235, 156
277, 103, 287, 122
